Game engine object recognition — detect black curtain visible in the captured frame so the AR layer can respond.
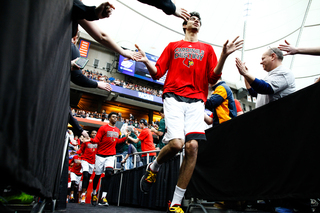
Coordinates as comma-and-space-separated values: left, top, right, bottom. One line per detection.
0, 0, 72, 198
186, 82, 320, 201
107, 155, 181, 210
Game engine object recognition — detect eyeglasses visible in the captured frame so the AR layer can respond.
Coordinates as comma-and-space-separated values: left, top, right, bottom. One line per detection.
268, 46, 282, 59
268, 46, 277, 54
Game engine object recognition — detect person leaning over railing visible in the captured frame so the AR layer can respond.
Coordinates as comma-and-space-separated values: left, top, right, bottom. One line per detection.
128, 119, 156, 165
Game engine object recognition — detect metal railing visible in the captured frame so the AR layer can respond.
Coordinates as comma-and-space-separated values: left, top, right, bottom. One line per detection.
114, 149, 184, 172
113, 150, 161, 171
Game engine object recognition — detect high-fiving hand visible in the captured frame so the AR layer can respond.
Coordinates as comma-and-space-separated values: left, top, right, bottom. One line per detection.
278, 40, 298, 56
132, 44, 148, 63
222, 36, 244, 56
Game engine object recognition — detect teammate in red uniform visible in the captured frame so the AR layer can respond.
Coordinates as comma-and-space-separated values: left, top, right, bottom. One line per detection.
134, 12, 243, 212
88, 112, 128, 206
69, 154, 82, 203
76, 130, 98, 204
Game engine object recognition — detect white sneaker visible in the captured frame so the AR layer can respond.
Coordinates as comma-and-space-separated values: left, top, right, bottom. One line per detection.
80, 195, 86, 204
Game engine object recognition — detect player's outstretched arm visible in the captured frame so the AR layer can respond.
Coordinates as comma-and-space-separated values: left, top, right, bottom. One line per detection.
214, 36, 243, 75
133, 44, 158, 76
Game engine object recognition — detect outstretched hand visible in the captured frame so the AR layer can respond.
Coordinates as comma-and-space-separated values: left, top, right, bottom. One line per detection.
82, 130, 90, 139
95, 2, 115, 19
222, 36, 243, 57
278, 40, 298, 56
121, 49, 136, 61
235, 58, 248, 76
133, 44, 148, 63
174, 7, 190, 21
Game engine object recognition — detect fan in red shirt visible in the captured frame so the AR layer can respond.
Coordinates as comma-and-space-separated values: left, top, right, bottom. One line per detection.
76, 130, 98, 204
234, 99, 244, 116
69, 154, 82, 202
86, 112, 128, 206
133, 11, 243, 212
128, 118, 156, 165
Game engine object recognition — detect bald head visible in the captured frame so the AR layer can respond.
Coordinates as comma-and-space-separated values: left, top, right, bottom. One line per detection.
267, 47, 283, 61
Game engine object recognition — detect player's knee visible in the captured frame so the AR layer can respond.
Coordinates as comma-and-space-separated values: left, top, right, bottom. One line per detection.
104, 167, 113, 177
185, 140, 198, 155
169, 138, 184, 152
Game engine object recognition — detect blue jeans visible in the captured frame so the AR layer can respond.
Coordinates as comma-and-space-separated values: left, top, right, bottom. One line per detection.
125, 156, 133, 170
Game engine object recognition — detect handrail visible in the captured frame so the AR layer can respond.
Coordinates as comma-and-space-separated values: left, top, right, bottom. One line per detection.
113, 149, 184, 170
114, 150, 161, 170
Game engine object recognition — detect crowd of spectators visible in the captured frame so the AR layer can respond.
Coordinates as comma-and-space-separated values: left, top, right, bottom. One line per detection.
71, 108, 161, 130
82, 69, 163, 97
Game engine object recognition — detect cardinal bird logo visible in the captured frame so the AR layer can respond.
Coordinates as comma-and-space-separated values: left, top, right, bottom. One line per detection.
183, 57, 194, 68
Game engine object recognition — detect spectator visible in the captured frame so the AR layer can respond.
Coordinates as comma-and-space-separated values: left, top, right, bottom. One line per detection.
235, 48, 308, 213
204, 79, 237, 126
234, 99, 244, 116
133, 119, 139, 128
101, 110, 107, 122
121, 126, 142, 169
235, 47, 296, 108
151, 108, 166, 150
128, 119, 156, 165
129, 113, 135, 121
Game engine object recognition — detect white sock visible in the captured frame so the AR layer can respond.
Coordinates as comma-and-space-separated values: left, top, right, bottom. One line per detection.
70, 193, 74, 198
102, 192, 107, 198
150, 159, 161, 172
81, 192, 86, 196
170, 186, 186, 207
92, 189, 96, 194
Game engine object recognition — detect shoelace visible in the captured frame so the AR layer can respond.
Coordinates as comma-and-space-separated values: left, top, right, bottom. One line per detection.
169, 206, 184, 213
92, 195, 98, 201
146, 171, 157, 183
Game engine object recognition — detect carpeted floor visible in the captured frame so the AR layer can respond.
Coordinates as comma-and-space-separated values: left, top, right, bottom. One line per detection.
65, 203, 166, 213
64, 203, 273, 213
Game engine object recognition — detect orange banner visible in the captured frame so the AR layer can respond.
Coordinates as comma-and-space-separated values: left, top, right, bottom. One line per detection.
79, 40, 90, 58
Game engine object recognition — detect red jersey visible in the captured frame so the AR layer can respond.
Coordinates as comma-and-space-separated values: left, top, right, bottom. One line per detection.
138, 128, 156, 157
91, 124, 126, 156
69, 155, 82, 175
234, 99, 243, 113
77, 141, 97, 164
152, 40, 220, 103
